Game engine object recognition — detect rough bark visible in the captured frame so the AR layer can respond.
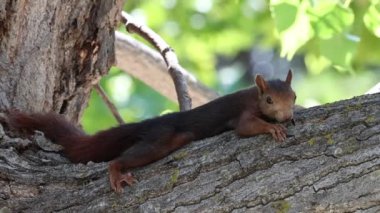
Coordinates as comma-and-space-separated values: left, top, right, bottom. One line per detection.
0, 0, 122, 122
0, 93, 379, 212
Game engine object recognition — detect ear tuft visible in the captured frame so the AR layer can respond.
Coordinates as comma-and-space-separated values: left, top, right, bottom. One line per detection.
285, 69, 293, 85
255, 74, 268, 95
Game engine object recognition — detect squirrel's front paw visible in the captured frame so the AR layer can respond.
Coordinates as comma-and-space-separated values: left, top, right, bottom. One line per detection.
109, 172, 138, 194
267, 123, 287, 142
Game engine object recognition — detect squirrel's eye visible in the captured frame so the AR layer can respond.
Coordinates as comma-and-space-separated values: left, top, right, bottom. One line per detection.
294, 95, 297, 101
266, 96, 273, 104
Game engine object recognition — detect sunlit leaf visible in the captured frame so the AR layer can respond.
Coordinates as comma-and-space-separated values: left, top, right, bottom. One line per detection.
363, 1, 380, 37
309, 3, 354, 39
270, 1, 297, 32
304, 53, 331, 75
271, 0, 314, 59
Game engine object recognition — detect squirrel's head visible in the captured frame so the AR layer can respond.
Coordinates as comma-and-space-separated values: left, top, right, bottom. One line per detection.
255, 70, 296, 123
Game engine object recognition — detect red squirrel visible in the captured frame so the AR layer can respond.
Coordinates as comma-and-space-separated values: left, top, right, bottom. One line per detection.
7, 70, 296, 193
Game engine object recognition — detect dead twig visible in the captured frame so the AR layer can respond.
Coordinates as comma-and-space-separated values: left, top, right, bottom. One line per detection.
94, 84, 124, 124
120, 11, 192, 111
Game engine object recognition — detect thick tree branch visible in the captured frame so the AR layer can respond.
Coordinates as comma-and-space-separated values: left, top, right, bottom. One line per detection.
120, 12, 193, 111
115, 32, 218, 107
1, 93, 379, 212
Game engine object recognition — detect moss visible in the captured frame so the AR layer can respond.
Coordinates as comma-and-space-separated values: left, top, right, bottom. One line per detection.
345, 103, 363, 111
78, 178, 91, 186
365, 115, 376, 124
169, 168, 180, 186
0, 207, 11, 213
308, 138, 316, 145
271, 200, 291, 213
173, 150, 188, 161
325, 134, 334, 145
343, 137, 359, 153
111, 201, 119, 209
163, 168, 180, 190
137, 195, 146, 203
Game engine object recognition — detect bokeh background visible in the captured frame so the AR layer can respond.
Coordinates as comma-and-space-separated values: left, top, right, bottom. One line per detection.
82, 0, 380, 133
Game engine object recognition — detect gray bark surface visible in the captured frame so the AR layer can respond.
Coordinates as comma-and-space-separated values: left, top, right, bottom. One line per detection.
0, 0, 122, 121
0, 93, 379, 212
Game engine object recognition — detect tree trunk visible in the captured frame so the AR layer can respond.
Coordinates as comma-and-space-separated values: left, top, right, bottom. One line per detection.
0, 93, 379, 212
0, 0, 122, 122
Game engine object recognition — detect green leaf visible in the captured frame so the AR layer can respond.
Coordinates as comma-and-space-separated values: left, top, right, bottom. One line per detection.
270, 1, 298, 32
363, 1, 380, 37
271, 0, 314, 59
355, 26, 380, 65
319, 34, 358, 71
309, 3, 354, 39
304, 53, 331, 75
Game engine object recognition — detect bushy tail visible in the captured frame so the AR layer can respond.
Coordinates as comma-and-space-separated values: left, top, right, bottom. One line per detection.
7, 110, 85, 141
7, 110, 137, 163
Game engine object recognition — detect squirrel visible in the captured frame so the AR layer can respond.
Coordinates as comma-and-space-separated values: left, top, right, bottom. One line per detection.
6, 69, 296, 193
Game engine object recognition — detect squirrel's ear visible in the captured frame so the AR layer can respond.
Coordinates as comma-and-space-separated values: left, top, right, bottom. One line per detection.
255, 74, 268, 95
285, 69, 292, 85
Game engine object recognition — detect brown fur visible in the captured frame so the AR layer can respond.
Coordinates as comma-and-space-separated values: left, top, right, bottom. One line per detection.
256, 71, 296, 122
7, 70, 296, 193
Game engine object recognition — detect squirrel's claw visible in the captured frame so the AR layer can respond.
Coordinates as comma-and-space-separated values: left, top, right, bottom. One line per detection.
115, 172, 137, 193
268, 124, 287, 142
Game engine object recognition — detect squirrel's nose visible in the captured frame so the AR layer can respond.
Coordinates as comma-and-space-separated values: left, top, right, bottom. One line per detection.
283, 116, 295, 125
291, 118, 296, 126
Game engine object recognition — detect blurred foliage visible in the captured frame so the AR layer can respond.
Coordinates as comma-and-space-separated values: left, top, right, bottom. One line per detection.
82, 0, 380, 133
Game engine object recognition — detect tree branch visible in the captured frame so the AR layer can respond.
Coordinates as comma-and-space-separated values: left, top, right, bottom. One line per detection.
120, 12, 193, 111
1, 93, 379, 212
114, 32, 218, 107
